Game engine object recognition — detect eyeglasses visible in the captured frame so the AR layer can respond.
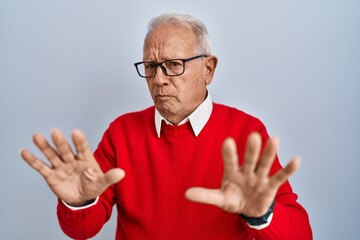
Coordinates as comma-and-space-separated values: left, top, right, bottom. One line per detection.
134, 54, 208, 78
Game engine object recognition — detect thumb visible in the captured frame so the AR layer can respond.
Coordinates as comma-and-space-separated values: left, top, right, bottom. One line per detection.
185, 187, 224, 208
102, 168, 126, 186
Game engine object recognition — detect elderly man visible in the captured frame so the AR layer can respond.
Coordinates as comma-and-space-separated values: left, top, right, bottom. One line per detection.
21, 13, 312, 239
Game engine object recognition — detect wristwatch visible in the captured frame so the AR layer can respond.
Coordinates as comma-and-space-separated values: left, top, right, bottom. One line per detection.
240, 201, 275, 226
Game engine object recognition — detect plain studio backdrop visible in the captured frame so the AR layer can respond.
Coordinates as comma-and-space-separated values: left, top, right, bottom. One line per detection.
0, 1, 359, 239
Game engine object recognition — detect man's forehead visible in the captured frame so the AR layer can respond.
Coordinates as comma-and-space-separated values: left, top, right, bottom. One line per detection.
143, 25, 196, 60
147, 25, 194, 44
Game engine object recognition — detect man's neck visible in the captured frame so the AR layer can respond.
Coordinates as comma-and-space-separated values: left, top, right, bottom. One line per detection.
160, 113, 189, 126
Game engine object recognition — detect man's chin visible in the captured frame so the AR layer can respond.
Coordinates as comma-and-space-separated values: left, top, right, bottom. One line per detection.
155, 103, 177, 116
156, 105, 174, 115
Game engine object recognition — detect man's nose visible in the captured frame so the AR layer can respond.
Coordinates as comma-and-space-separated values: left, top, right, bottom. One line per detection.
152, 65, 169, 85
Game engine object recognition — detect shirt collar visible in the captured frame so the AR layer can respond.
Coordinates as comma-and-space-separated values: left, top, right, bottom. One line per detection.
155, 92, 213, 137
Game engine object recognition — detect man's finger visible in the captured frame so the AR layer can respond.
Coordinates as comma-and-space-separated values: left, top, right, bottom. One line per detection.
270, 157, 301, 189
256, 137, 279, 177
72, 129, 93, 161
242, 132, 261, 174
51, 129, 76, 163
185, 187, 224, 208
20, 148, 52, 178
33, 132, 63, 168
222, 138, 239, 177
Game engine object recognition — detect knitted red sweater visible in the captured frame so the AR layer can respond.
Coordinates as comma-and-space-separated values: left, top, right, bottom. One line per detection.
57, 103, 312, 240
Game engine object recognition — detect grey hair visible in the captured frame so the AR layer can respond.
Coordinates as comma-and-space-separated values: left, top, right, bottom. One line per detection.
143, 13, 212, 55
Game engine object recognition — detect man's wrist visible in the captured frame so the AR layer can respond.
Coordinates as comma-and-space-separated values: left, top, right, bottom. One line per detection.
240, 201, 275, 226
61, 197, 99, 211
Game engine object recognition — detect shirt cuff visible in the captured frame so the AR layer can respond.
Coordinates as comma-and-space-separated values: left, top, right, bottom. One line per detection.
61, 197, 99, 211
246, 212, 273, 230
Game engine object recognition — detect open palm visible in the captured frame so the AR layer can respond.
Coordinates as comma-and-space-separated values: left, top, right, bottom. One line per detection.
186, 132, 300, 217
21, 129, 125, 206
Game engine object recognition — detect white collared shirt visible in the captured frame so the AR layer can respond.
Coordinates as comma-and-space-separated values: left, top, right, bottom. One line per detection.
154, 92, 213, 137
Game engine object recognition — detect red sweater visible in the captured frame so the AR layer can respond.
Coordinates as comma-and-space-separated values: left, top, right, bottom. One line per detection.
57, 103, 312, 240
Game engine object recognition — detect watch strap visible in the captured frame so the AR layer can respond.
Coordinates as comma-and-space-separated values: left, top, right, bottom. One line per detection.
240, 201, 275, 226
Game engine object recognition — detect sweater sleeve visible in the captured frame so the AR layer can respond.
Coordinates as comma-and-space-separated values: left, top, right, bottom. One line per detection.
56, 124, 118, 239
242, 119, 313, 240
246, 193, 313, 240
57, 191, 114, 239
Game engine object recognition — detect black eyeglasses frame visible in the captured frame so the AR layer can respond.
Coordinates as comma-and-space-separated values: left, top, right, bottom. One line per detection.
134, 54, 208, 78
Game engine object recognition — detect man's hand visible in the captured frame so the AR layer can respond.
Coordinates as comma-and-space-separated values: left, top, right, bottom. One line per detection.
185, 132, 300, 217
21, 129, 125, 207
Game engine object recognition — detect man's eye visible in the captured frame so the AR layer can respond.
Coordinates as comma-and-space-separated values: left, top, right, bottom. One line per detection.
167, 61, 182, 67
171, 61, 180, 66
145, 63, 157, 69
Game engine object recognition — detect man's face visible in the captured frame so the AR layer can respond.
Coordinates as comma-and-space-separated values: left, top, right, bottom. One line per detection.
143, 24, 216, 124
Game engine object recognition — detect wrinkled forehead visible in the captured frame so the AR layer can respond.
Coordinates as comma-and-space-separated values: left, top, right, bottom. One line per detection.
143, 24, 197, 60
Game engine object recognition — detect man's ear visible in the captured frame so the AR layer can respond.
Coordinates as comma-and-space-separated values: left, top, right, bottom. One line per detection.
204, 55, 218, 85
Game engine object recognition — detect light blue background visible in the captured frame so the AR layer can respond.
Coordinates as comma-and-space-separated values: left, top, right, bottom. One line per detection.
1, 0, 359, 239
